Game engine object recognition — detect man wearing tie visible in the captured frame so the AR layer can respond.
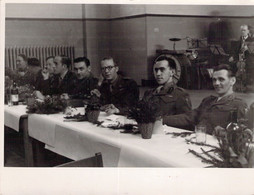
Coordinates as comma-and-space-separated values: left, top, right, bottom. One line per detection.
52, 55, 76, 97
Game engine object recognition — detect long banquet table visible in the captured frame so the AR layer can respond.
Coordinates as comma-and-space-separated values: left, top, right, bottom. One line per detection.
26, 107, 218, 167
4, 105, 34, 166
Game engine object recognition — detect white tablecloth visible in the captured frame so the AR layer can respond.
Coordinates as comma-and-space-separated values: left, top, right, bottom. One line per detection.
4, 105, 28, 131
28, 109, 218, 167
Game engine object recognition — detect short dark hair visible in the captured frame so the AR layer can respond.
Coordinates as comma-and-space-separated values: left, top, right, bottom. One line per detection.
74, 57, 90, 67
155, 56, 176, 70
46, 56, 54, 61
28, 57, 40, 67
213, 64, 236, 77
17, 54, 28, 62
60, 55, 71, 69
101, 56, 117, 66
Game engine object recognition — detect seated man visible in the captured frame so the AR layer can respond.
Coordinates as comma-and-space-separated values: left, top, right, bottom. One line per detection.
34, 56, 57, 97
51, 55, 76, 96
163, 64, 248, 134
13, 54, 34, 86
93, 57, 139, 115
70, 57, 98, 99
142, 56, 192, 116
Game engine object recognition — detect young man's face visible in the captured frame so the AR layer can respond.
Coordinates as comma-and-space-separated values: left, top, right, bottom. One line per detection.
16, 56, 27, 71
153, 60, 174, 85
212, 69, 235, 96
45, 58, 56, 74
101, 59, 118, 81
241, 25, 249, 37
74, 61, 90, 80
53, 56, 64, 74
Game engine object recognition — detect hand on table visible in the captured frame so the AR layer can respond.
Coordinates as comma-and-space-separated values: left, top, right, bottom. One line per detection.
91, 89, 101, 98
33, 90, 45, 100
213, 126, 226, 137
101, 104, 120, 115
60, 93, 70, 100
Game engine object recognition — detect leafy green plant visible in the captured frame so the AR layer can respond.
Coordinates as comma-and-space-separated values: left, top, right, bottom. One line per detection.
128, 99, 161, 124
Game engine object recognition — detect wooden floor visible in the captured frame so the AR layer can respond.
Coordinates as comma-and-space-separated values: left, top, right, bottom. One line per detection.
4, 89, 254, 167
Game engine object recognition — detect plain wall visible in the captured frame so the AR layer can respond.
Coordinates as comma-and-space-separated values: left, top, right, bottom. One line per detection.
110, 17, 147, 85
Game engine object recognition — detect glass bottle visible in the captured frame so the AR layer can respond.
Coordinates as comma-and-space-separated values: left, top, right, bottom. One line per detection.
10, 82, 19, 105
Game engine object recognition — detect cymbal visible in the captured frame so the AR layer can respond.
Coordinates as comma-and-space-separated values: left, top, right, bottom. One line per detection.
169, 38, 181, 42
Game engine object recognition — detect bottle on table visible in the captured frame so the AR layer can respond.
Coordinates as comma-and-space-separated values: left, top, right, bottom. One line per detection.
226, 109, 240, 132
10, 82, 19, 105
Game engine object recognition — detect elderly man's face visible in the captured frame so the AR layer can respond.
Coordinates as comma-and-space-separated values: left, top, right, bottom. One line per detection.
101, 59, 118, 81
45, 58, 56, 74
74, 61, 90, 80
53, 56, 64, 74
212, 69, 235, 97
16, 56, 27, 71
153, 60, 174, 85
241, 25, 249, 37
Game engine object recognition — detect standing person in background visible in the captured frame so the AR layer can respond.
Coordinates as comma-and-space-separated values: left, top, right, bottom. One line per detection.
92, 57, 139, 115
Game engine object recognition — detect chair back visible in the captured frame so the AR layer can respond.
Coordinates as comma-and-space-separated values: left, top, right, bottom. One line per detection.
57, 153, 103, 167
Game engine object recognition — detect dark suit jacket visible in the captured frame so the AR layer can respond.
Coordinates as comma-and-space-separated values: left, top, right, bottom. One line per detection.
51, 71, 76, 95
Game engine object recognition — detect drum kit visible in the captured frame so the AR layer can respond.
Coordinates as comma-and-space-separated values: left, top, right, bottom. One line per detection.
155, 37, 209, 89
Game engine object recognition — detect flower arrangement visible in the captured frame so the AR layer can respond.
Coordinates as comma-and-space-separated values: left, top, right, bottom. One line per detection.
128, 99, 161, 124
26, 95, 67, 114
188, 124, 253, 168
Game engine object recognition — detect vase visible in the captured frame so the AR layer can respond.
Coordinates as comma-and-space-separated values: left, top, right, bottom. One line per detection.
138, 122, 154, 139
87, 110, 100, 123
153, 119, 165, 134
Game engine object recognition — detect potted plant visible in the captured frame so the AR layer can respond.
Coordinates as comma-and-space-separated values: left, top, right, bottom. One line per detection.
85, 95, 101, 124
128, 99, 161, 139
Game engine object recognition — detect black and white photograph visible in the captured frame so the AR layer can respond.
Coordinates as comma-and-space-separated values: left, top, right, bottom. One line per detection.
1, 1, 254, 194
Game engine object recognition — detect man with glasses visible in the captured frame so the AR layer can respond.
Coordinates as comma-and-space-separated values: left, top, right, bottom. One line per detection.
92, 57, 139, 115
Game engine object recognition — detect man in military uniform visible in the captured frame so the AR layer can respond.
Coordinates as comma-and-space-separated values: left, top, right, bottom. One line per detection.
92, 57, 139, 115
70, 56, 98, 99
163, 64, 248, 134
142, 56, 192, 117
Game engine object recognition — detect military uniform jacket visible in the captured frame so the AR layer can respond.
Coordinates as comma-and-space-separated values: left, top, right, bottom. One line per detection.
163, 93, 247, 134
70, 74, 98, 99
99, 75, 139, 114
142, 83, 192, 116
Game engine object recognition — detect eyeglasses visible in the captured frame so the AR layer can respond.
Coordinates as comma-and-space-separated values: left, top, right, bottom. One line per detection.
101, 66, 115, 72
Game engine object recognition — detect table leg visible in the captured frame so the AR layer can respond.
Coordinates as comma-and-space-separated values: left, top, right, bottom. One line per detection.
21, 118, 34, 167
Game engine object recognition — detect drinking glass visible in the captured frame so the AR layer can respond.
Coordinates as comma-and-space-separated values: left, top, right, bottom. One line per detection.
195, 124, 207, 144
